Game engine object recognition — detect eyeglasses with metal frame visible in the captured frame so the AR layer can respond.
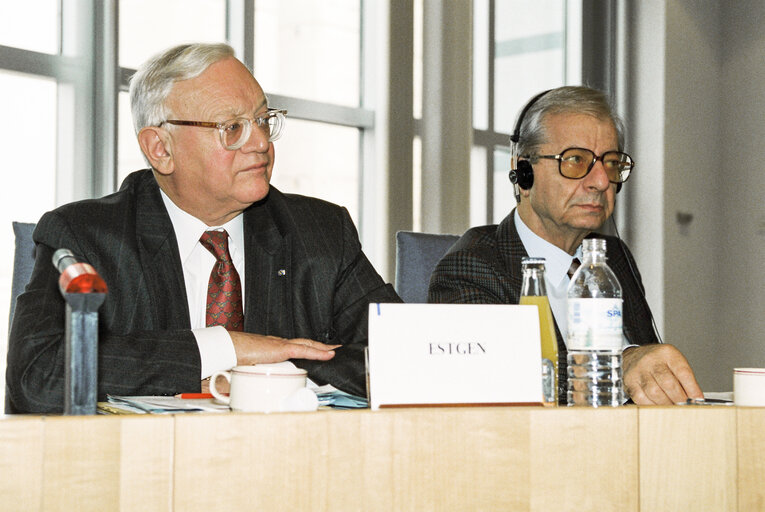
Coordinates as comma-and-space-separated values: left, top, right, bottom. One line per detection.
527, 147, 634, 184
162, 108, 287, 150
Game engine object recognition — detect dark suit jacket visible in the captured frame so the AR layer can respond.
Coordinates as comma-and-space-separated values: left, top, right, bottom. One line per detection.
427, 209, 659, 403
7, 169, 400, 413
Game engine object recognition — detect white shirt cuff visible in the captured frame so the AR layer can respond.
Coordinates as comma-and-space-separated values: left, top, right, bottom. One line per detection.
192, 326, 238, 379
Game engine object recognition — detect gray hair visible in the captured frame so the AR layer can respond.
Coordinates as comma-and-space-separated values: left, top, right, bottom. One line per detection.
513, 86, 625, 158
128, 43, 236, 134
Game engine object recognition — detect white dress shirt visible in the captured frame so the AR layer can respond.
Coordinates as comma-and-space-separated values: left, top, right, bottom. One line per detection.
514, 211, 581, 345
515, 211, 630, 350
161, 191, 239, 378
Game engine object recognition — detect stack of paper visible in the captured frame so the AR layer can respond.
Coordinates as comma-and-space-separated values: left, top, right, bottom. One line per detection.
105, 395, 229, 413
313, 385, 368, 409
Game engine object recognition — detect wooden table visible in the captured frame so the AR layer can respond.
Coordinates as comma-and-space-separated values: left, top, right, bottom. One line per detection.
1, 406, 763, 511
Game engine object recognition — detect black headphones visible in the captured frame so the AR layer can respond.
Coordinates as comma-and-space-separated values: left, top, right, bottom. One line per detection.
508, 89, 622, 194
508, 90, 551, 192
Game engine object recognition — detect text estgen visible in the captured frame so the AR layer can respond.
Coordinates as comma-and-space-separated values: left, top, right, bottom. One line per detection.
428, 342, 487, 355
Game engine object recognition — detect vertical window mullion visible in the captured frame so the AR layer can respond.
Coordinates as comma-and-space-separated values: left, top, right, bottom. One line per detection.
93, 0, 118, 196
486, 0, 496, 223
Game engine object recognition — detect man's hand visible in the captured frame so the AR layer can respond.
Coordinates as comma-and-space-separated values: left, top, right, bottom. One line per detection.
622, 344, 703, 405
200, 333, 338, 393
228, 332, 340, 366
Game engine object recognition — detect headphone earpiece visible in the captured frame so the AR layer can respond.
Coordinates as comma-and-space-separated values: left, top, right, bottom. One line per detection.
509, 89, 552, 197
512, 160, 534, 190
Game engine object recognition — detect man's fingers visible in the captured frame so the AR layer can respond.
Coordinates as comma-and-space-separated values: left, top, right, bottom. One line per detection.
623, 344, 704, 405
285, 342, 336, 361
289, 337, 341, 351
625, 384, 652, 405
668, 359, 703, 399
626, 371, 670, 405
650, 364, 691, 404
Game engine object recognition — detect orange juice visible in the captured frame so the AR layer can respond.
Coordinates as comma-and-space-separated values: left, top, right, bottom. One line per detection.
520, 294, 558, 402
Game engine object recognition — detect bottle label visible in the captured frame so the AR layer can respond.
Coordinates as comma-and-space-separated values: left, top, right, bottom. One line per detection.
567, 298, 623, 350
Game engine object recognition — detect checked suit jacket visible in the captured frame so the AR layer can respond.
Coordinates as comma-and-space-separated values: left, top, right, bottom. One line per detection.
427, 209, 659, 404
7, 169, 400, 413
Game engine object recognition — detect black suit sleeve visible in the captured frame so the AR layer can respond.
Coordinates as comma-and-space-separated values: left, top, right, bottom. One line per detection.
290, 207, 401, 397
6, 212, 201, 414
607, 238, 660, 347
428, 250, 511, 304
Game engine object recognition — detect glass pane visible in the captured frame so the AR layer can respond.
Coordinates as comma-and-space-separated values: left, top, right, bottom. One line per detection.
494, 0, 566, 134
413, 0, 423, 120
254, 0, 361, 107
119, 0, 226, 69
0, 71, 57, 406
472, 0, 489, 130
269, 119, 360, 226
492, 147, 515, 223
118, 92, 148, 186
470, 146, 487, 226
0, 1, 58, 54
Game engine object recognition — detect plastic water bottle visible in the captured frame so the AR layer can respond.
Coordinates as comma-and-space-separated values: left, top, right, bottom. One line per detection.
519, 257, 558, 406
566, 238, 624, 407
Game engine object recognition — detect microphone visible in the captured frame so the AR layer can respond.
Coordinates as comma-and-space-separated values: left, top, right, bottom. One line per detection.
52, 248, 108, 295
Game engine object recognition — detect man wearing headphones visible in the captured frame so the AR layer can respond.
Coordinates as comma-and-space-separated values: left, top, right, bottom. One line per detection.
428, 86, 702, 405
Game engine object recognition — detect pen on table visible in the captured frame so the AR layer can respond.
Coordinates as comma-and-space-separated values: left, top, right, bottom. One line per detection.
175, 392, 216, 399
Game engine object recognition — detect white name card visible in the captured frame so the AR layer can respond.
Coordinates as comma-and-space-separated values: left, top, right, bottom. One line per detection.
368, 303, 542, 410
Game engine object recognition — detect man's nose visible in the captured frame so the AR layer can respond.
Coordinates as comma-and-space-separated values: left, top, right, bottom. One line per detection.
584, 159, 611, 190
240, 123, 270, 153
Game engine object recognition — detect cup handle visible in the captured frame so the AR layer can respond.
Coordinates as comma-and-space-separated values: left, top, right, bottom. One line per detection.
209, 371, 232, 405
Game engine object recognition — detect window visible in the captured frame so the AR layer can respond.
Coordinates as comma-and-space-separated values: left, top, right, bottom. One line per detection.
0, 71, 58, 352
115, 0, 366, 227
253, 0, 365, 226
471, 0, 582, 226
1, 0, 599, 410
1, 0, 369, 409
411, 0, 582, 232
0, 1, 59, 54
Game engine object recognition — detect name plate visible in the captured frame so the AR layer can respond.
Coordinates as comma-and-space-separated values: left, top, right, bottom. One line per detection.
368, 303, 542, 410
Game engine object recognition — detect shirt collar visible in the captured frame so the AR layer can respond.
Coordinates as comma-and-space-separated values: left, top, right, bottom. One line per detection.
514, 210, 582, 285
160, 189, 244, 263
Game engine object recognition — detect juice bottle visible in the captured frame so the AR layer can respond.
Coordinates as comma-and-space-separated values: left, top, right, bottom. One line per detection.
520, 257, 558, 405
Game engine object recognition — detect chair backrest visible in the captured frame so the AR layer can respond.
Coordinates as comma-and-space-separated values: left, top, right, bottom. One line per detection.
9, 222, 36, 329
395, 230, 460, 303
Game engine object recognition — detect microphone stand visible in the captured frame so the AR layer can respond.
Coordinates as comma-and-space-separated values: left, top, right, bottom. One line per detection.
53, 249, 108, 415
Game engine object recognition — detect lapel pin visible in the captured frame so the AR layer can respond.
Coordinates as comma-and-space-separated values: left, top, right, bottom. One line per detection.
277, 269, 287, 277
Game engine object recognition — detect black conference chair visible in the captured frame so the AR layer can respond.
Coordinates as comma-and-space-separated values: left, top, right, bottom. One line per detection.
9, 222, 36, 330
394, 230, 459, 303
7, 222, 36, 414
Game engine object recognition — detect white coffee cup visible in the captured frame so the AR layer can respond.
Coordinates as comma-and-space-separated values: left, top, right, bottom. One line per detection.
734, 368, 765, 406
210, 363, 310, 412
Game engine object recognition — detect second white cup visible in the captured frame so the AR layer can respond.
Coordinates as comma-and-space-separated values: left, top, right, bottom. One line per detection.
734, 368, 765, 406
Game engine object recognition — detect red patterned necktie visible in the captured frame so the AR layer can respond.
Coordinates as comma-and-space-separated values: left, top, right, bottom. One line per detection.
199, 230, 244, 331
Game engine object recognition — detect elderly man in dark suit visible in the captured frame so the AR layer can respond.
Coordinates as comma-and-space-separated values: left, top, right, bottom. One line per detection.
7, 43, 400, 414
429, 86, 702, 405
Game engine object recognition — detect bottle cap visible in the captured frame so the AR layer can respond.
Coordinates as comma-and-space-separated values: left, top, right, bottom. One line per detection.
521, 257, 546, 269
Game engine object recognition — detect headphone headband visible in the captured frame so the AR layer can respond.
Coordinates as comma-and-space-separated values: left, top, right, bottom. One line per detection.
510, 89, 553, 145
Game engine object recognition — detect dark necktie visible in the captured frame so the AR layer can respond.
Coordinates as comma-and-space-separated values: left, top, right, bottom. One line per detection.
567, 258, 581, 279
200, 230, 244, 331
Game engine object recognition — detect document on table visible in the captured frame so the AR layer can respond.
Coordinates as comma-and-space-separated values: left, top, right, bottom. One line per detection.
100, 386, 368, 414
104, 395, 229, 414
313, 385, 368, 409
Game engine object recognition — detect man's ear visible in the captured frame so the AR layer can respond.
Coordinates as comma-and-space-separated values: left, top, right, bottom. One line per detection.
137, 127, 174, 175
